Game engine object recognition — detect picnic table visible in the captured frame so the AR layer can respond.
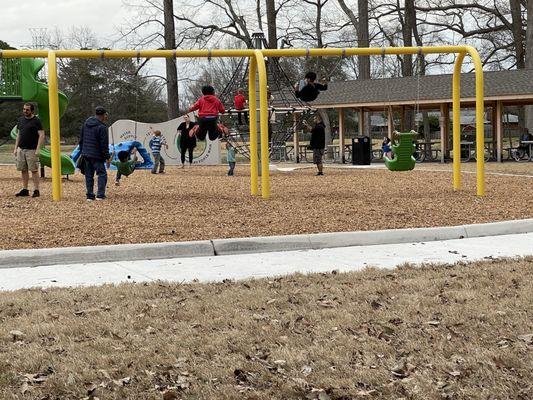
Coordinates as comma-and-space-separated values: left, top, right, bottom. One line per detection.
521, 140, 533, 161
326, 144, 353, 163
415, 140, 441, 162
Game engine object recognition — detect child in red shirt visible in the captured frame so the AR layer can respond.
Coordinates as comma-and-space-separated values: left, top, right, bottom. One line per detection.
188, 85, 226, 141
234, 88, 248, 125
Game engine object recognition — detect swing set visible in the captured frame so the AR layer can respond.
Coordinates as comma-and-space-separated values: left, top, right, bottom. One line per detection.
1, 45, 485, 201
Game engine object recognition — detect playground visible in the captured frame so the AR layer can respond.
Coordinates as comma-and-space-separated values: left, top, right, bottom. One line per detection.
1, 3, 533, 397
0, 162, 531, 250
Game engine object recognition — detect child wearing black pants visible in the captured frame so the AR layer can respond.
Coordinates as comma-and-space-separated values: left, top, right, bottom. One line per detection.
188, 85, 226, 141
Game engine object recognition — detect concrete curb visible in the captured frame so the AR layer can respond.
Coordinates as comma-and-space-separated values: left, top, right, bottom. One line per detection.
0, 219, 532, 269
0, 240, 214, 269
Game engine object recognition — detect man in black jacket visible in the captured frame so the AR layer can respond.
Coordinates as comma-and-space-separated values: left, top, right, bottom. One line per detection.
79, 106, 110, 201
303, 114, 326, 176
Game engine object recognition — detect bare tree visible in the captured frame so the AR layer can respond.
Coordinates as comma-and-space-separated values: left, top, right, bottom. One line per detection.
525, 0, 533, 130
266, 0, 278, 48
173, 0, 256, 48
337, 0, 371, 79
164, 0, 180, 118
256, 0, 264, 32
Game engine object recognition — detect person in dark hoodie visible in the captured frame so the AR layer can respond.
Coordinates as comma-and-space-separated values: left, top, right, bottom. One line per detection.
303, 114, 326, 176
79, 106, 110, 201
188, 85, 225, 141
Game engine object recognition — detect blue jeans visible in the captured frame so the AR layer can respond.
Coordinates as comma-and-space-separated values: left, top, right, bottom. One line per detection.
84, 157, 107, 199
228, 162, 235, 176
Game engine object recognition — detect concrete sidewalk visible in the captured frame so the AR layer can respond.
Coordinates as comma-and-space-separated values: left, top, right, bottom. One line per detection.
1, 232, 532, 291
2, 219, 532, 269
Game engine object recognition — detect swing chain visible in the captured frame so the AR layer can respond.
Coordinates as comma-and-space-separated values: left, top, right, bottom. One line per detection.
207, 49, 213, 85
414, 47, 422, 133
381, 48, 393, 135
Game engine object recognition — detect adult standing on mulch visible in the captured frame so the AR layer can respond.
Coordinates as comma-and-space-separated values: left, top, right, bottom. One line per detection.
79, 106, 110, 201
303, 114, 326, 176
13, 103, 45, 198
177, 114, 197, 168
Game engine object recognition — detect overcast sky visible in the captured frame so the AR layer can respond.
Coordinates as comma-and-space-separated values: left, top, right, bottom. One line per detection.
1, 0, 131, 48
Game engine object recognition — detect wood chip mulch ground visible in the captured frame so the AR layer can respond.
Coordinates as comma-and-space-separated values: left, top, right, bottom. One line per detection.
0, 163, 532, 250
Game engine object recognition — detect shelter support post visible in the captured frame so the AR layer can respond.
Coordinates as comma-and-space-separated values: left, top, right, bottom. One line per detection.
439, 103, 449, 164
293, 113, 300, 163
338, 108, 345, 163
495, 101, 503, 163
387, 106, 394, 139
358, 108, 365, 137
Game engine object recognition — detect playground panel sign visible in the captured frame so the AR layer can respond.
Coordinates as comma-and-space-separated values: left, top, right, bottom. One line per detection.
108, 117, 221, 165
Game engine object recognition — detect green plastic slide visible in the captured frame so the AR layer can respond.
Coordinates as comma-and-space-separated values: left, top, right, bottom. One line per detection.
9, 58, 74, 175
384, 131, 417, 171
10, 126, 76, 175
20, 58, 69, 130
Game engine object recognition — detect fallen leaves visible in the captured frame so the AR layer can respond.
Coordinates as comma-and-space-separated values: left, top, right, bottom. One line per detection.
517, 333, 533, 345
9, 330, 25, 342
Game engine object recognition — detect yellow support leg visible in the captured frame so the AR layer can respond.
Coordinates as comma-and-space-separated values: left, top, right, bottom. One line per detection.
467, 47, 485, 196
47, 51, 62, 201
452, 52, 465, 191
254, 50, 270, 199
248, 57, 259, 196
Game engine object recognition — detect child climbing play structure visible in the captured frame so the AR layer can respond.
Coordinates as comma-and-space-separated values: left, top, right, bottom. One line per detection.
0, 46, 486, 201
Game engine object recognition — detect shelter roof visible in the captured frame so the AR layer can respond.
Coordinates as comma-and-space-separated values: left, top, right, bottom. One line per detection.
292, 69, 533, 109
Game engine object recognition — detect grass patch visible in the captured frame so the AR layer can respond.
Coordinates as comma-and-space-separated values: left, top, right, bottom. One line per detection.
1, 258, 532, 399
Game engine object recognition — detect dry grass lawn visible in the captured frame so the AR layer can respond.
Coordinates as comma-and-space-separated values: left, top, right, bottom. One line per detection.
0, 164, 532, 250
0, 258, 532, 399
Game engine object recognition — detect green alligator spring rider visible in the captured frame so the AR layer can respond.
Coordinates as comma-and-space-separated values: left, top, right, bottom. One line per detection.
1, 57, 75, 175
384, 130, 417, 171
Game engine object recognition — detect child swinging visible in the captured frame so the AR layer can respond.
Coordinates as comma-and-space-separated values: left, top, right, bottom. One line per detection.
188, 85, 226, 141
110, 148, 139, 186
294, 71, 328, 102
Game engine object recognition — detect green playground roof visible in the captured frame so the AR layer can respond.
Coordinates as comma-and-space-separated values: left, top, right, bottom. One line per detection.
308, 69, 533, 110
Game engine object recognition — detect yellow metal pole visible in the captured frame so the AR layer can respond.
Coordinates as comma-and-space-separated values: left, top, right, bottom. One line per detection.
1, 50, 49, 58
261, 45, 472, 58
452, 52, 465, 191
255, 50, 270, 199
248, 57, 259, 196
466, 46, 485, 196
47, 51, 62, 201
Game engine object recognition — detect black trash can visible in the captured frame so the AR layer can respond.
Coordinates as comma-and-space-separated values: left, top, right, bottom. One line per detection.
352, 136, 371, 165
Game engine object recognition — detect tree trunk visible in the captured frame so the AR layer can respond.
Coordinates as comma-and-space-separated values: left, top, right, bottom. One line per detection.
401, 0, 414, 130
525, 0, 533, 131
510, 0, 525, 69
358, 0, 371, 79
401, 0, 414, 77
257, 0, 264, 32
265, 0, 277, 49
164, 0, 179, 119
